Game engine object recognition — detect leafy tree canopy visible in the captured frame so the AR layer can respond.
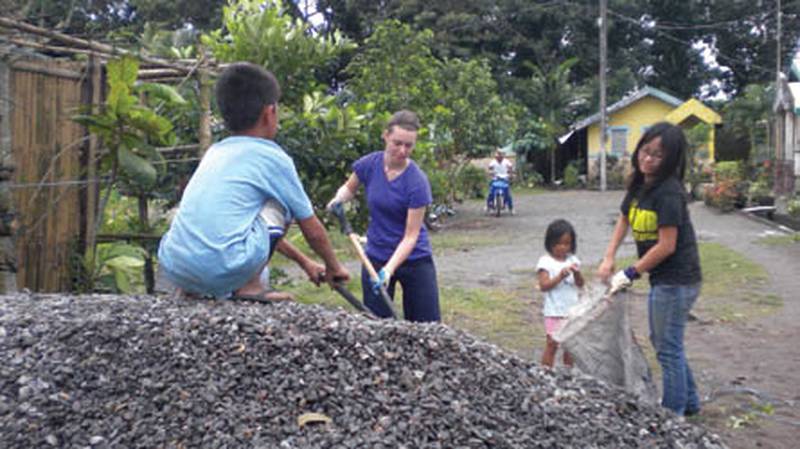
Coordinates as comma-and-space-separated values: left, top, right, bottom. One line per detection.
306, 0, 800, 99
2, 0, 226, 35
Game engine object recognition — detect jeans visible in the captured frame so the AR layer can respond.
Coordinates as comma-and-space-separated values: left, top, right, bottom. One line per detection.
362, 256, 441, 322
648, 283, 701, 415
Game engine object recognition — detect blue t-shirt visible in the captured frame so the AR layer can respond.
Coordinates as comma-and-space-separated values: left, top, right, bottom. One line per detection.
353, 151, 433, 262
158, 136, 314, 297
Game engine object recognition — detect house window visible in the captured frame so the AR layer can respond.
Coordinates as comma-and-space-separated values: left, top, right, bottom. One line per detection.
610, 128, 627, 156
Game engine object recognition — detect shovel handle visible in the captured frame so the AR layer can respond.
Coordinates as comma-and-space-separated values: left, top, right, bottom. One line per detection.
328, 204, 396, 319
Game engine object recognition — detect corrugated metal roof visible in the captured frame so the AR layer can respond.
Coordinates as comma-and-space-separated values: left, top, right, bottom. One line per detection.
567, 86, 683, 133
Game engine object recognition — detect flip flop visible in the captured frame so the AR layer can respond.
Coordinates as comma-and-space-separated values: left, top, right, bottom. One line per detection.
173, 288, 213, 301
229, 288, 294, 304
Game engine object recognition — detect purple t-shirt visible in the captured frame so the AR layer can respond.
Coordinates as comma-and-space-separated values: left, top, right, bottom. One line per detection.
353, 151, 433, 262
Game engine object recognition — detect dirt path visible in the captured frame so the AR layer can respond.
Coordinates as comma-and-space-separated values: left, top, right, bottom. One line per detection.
435, 190, 800, 449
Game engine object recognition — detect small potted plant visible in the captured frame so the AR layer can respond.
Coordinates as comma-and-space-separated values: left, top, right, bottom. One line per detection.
747, 179, 775, 207
788, 196, 800, 218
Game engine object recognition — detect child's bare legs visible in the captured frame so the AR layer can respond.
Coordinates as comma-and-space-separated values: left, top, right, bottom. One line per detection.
542, 334, 559, 368
562, 349, 574, 367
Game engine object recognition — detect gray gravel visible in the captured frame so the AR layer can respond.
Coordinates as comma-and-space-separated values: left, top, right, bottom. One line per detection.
0, 293, 725, 448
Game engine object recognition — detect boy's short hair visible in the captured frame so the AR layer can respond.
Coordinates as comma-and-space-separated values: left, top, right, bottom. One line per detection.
215, 63, 282, 132
386, 110, 420, 133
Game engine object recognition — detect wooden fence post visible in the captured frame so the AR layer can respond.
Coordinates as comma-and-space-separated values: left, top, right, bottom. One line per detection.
198, 67, 212, 158
0, 56, 18, 293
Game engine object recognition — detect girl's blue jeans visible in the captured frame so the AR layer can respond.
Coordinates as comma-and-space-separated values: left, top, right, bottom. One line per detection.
648, 283, 701, 415
362, 256, 441, 322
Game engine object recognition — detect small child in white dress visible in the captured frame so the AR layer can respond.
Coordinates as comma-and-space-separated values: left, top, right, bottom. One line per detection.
536, 219, 585, 368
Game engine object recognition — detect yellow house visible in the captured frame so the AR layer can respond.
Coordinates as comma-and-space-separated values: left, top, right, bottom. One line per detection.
557, 86, 721, 180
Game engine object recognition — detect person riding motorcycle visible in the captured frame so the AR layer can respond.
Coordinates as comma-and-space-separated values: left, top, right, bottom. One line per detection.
486, 149, 514, 215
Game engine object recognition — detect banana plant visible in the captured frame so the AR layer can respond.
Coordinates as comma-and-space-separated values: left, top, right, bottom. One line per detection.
73, 55, 185, 292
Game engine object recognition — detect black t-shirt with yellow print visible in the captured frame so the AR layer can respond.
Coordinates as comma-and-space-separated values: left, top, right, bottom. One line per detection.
621, 177, 702, 286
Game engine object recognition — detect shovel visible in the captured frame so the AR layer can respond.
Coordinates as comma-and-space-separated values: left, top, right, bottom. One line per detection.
330, 281, 377, 318
329, 203, 397, 319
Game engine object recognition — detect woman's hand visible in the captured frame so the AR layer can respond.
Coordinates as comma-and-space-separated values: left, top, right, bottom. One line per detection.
372, 267, 392, 293
597, 257, 615, 284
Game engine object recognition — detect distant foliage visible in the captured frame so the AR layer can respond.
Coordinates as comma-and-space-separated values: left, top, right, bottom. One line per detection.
202, 0, 354, 105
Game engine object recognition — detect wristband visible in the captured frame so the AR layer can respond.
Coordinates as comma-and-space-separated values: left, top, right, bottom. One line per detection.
624, 266, 641, 280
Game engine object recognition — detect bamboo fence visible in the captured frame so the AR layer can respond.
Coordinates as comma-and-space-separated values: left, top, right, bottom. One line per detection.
0, 17, 215, 293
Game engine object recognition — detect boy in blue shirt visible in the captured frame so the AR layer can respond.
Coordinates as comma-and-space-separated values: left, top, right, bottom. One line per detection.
158, 63, 349, 300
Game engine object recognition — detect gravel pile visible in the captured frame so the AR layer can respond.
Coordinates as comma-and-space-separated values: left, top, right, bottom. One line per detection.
0, 294, 725, 448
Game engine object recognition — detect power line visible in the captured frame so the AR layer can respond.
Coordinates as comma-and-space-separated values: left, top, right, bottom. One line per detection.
607, 9, 775, 76
647, 0, 800, 30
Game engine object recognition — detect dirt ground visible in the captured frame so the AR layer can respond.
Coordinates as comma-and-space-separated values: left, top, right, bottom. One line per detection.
434, 190, 800, 449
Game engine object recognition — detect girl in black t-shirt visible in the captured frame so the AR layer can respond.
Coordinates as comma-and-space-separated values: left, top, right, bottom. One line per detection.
597, 122, 702, 417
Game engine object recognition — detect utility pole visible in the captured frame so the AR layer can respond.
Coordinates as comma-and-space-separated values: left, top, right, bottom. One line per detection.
776, 0, 782, 80
774, 0, 785, 191
775, 0, 783, 158
599, 0, 608, 191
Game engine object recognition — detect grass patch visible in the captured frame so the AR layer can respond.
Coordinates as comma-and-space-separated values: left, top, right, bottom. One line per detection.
693, 242, 779, 321
584, 243, 779, 323
439, 285, 539, 357
286, 277, 367, 311
277, 233, 779, 359
429, 231, 507, 254
286, 280, 540, 358
756, 233, 800, 246
698, 242, 768, 297
269, 227, 356, 269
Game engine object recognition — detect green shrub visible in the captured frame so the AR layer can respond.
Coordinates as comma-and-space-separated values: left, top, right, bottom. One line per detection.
714, 161, 744, 183
456, 163, 487, 199
563, 161, 580, 188
747, 179, 772, 200
787, 196, 800, 218
525, 170, 545, 188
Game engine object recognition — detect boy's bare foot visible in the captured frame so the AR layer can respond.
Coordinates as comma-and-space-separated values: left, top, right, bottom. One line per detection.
231, 288, 295, 303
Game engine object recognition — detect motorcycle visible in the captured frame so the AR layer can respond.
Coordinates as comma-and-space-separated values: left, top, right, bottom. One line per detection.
486, 177, 511, 217
425, 203, 456, 231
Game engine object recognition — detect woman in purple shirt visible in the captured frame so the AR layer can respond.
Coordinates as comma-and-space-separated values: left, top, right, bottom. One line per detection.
327, 110, 440, 322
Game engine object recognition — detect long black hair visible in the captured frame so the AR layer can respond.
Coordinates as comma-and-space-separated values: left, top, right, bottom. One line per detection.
626, 122, 688, 196
544, 219, 577, 254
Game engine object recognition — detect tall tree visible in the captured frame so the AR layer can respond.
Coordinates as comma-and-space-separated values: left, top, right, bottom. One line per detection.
1, 0, 226, 36
701, 0, 800, 95
518, 58, 586, 181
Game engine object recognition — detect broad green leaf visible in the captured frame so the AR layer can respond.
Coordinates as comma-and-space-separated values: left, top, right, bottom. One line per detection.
107, 56, 139, 90
72, 114, 115, 135
104, 243, 148, 261
134, 82, 188, 106
106, 57, 139, 114
119, 146, 157, 187
135, 143, 168, 174
128, 107, 174, 141
120, 132, 146, 152
106, 255, 145, 271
